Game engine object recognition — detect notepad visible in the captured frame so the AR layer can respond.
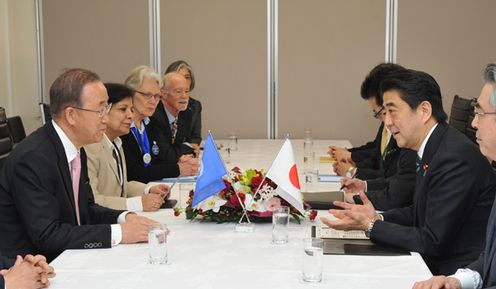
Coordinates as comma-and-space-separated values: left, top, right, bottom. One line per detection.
317, 174, 342, 183
161, 176, 197, 183
319, 155, 337, 163
313, 226, 368, 240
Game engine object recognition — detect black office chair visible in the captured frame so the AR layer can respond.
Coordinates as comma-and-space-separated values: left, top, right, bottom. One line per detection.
0, 107, 13, 169
449, 95, 477, 143
7, 116, 26, 144
39, 103, 52, 125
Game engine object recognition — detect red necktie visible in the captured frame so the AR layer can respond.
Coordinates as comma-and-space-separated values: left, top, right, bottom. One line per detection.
70, 153, 81, 225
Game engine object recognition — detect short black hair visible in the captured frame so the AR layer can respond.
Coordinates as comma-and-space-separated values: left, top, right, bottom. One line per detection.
380, 69, 448, 123
360, 63, 406, 106
104, 83, 134, 105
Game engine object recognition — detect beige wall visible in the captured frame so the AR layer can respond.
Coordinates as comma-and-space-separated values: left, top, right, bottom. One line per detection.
3, 0, 496, 143
161, 0, 268, 140
0, 0, 39, 134
397, 0, 496, 114
279, 0, 386, 146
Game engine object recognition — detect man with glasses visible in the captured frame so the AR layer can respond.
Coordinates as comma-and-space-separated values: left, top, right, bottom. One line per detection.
323, 68, 496, 275
413, 63, 496, 289
150, 72, 197, 163
0, 68, 157, 262
329, 63, 417, 210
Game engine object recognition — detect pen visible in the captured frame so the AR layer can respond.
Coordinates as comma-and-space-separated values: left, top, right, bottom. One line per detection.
339, 168, 357, 191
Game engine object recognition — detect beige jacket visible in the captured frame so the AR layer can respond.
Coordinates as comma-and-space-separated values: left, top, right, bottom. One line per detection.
85, 134, 146, 210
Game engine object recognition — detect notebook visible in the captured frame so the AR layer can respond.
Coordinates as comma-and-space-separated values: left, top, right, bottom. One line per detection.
303, 191, 344, 210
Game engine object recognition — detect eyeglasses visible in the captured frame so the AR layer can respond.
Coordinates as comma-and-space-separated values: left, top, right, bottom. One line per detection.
70, 103, 112, 118
136, 90, 161, 101
373, 106, 385, 119
474, 103, 496, 118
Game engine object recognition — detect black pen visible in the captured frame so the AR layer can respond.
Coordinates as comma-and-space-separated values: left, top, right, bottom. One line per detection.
339, 168, 357, 191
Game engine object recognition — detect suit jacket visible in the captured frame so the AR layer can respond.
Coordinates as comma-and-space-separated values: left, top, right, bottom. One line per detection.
0, 122, 124, 262
0, 254, 14, 287
149, 100, 195, 163
467, 198, 496, 288
370, 123, 496, 275
361, 148, 417, 211
85, 135, 147, 210
121, 121, 180, 183
188, 97, 202, 145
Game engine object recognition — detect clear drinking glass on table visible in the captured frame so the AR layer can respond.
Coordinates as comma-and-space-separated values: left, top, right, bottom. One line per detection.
148, 223, 168, 265
302, 237, 324, 282
272, 206, 289, 244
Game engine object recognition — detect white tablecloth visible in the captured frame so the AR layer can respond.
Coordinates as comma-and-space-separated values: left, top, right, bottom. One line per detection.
49, 210, 432, 289
48, 139, 432, 288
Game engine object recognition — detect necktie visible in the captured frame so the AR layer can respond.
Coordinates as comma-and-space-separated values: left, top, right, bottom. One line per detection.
416, 155, 423, 176
171, 119, 178, 143
380, 126, 389, 158
111, 143, 124, 197
70, 153, 81, 225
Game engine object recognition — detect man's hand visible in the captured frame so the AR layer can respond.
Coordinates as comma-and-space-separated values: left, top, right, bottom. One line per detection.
333, 159, 353, 177
149, 184, 170, 199
121, 215, 157, 243
320, 191, 377, 231
412, 276, 461, 289
23, 254, 56, 287
178, 157, 199, 176
328, 146, 351, 161
1, 255, 45, 289
340, 177, 366, 193
142, 193, 165, 212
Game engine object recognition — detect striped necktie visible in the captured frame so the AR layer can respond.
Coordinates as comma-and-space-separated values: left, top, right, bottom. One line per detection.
171, 119, 178, 143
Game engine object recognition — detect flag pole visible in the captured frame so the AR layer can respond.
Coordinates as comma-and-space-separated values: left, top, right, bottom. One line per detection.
239, 137, 290, 222
209, 131, 253, 228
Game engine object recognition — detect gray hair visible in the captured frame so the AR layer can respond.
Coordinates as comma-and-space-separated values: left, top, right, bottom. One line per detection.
162, 72, 186, 91
482, 63, 496, 107
124, 65, 162, 90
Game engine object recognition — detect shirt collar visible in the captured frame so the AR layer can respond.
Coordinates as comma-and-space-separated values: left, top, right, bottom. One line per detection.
52, 120, 79, 164
103, 134, 122, 150
417, 123, 438, 159
130, 117, 150, 134
163, 105, 177, 125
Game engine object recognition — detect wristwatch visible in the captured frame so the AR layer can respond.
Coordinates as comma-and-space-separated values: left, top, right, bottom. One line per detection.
365, 219, 375, 238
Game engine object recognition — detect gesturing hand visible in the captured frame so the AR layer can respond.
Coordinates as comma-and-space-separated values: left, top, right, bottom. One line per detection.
320, 191, 377, 231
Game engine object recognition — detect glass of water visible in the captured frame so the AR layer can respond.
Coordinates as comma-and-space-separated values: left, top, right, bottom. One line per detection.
148, 223, 168, 265
228, 132, 238, 151
272, 206, 289, 244
302, 237, 324, 282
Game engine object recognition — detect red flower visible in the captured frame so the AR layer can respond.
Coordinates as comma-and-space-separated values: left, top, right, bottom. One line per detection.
251, 176, 264, 190
229, 192, 246, 208
309, 210, 318, 221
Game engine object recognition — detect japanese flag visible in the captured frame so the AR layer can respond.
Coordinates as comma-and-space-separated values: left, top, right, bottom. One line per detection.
266, 139, 305, 214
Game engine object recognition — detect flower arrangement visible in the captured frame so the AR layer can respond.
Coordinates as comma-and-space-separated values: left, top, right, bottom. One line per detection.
174, 167, 317, 223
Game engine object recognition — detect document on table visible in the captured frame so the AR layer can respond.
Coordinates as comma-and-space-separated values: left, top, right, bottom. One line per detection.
161, 176, 197, 183
317, 174, 342, 183
313, 226, 369, 240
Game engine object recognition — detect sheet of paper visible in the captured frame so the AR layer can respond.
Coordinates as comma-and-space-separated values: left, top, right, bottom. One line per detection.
315, 226, 369, 240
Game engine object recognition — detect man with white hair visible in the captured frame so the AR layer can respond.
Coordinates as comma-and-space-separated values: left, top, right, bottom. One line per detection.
413, 63, 496, 289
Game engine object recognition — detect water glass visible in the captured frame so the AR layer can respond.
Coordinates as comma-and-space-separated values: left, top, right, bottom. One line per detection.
302, 238, 324, 282
228, 132, 238, 151
272, 206, 289, 244
148, 223, 167, 265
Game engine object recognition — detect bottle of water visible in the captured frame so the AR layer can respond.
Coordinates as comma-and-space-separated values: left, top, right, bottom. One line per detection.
303, 129, 316, 183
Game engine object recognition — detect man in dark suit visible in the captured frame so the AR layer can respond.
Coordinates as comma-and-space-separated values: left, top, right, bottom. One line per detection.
330, 63, 414, 187
150, 72, 196, 163
322, 69, 496, 275
0, 68, 156, 262
413, 64, 496, 288
1, 254, 55, 289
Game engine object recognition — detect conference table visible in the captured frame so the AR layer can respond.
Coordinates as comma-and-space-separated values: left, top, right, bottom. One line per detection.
48, 139, 433, 289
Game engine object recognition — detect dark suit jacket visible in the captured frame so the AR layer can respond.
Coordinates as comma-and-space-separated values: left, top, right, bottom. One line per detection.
0, 255, 14, 287
149, 101, 195, 163
361, 148, 417, 211
467, 199, 496, 288
370, 123, 496, 275
0, 122, 124, 262
121, 122, 180, 183
188, 97, 202, 145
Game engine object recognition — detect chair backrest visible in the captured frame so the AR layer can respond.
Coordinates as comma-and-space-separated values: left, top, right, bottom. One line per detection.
0, 107, 13, 170
7, 116, 26, 144
40, 103, 52, 125
449, 95, 477, 143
